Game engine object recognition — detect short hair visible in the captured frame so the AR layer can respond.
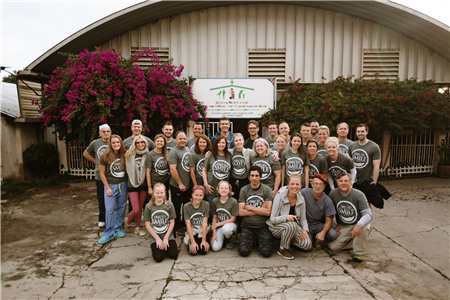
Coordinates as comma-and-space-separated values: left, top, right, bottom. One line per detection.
252, 138, 272, 157
337, 122, 349, 130
234, 132, 244, 141
306, 139, 319, 148
310, 120, 319, 125
174, 130, 186, 139
194, 134, 211, 154
287, 173, 302, 185
163, 121, 173, 128
318, 125, 330, 135
193, 122, 203, 128
249, 165, 263, 177
337, 172, 352, 181
219, 117, 230, 123
301, 123, 310, 128
267, 121, 278, 127
248, 120, 259, 128
325, 137, 339, 148
215, 181, 234, 197
357, 123, 369, 132
279, 120, 289, 127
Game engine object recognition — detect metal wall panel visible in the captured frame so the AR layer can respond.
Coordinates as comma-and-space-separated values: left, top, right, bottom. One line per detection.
108, 3, 449, 82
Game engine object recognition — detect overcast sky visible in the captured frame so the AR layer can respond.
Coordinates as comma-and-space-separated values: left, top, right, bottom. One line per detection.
1, 0, 449, 80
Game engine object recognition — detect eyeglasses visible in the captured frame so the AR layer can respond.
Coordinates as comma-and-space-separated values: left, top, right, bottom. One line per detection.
312, 182, 324, 186
135, 141, 145, 145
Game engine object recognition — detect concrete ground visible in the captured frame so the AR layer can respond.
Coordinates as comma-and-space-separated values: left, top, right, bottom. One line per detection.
1, 177, 449, 299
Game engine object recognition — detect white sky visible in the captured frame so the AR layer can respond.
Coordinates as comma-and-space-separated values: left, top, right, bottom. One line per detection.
1, 0, 449, 80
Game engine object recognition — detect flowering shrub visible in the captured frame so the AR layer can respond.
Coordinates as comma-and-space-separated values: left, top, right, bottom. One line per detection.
261, 76, 450, 136
37, 48, 207, 144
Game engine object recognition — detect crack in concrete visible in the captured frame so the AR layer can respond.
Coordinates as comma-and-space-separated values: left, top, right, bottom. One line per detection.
47, 271, 66, 300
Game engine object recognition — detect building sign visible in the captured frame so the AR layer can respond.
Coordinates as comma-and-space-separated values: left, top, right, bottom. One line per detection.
192, 78, 275, 118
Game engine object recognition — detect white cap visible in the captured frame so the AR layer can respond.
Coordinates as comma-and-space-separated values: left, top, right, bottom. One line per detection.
99, 124, 110, 131
132, 119, 142, 126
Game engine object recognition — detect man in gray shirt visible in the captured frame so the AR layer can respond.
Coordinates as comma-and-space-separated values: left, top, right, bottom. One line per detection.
327, 173, 373, 262
83, 124, 111, 228
122, 119, 155, 151
186, 122, 203, 152
337, 122, 353, 155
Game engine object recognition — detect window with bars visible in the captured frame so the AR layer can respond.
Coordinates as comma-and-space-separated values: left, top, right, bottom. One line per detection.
131, 47, 170, 68
248, 49, 286, 82
362, 50, 399, 80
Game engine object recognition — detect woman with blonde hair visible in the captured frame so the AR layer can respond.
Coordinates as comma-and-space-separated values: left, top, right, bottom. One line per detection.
124, 135, 149, 236
250, 138, 281, 198
98, 134, 128, 245
325, 137, 356, 189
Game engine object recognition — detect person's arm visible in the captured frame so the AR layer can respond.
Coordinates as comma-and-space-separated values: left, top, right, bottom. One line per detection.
170, 164, 186, 191
372, 159, 381, 184
316, 216, 333, 242
269, 196, 292, 224
304, 165, 309, 188
272, 170, 281, 198
202, 167, 214, 195
146, 167, 153, 195
245, 200, 272, 216
210, 214, 218, 245
200, 217, 210, 252
190, 166, 198, 186
350, 168, 357, 185
239, 202, 256, 216
214, 216, 236, 229
146, 221, 164, 250
352, 208, 373, 238
162, 219, 175, 250
185, 219, 199, 254
99, 164, 112, 197
281, 165, 286, 187
327, 173, 335, 189
83, 150, 96, 164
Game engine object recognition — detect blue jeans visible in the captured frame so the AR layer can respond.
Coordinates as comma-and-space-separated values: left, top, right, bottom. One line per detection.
104, 181, 128, 238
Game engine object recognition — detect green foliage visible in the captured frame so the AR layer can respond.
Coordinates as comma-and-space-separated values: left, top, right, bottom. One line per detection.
438, 134, 450, 165
2, 70, 18, 84
261, 76, 450, 136
22, 142, 59, 178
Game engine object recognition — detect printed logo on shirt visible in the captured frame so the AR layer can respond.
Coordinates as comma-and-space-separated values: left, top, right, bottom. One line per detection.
317, 149, 328, 156
286, 157, 304, 177
110, 159, 125, 178
336, 201, 358, 224
190, 145, 195, 152
309, 164, 319, 182
216, 208, 231, 222
252, 160, 272, 180
351, 149, 369, 169
155, 157, 169, 176
151, 210, 170, 234
329, 166, 347, 181
190, 212, 204, 229
97, 145, 108, 158
339, 144, 349, 155
212, 160, 231, 180
167, 147, 173, 153
181, 152, 191, 172
196, 158, 205, 177
135, 157, 142, 171
232, 155, 246, 176
246, 195, 264, 208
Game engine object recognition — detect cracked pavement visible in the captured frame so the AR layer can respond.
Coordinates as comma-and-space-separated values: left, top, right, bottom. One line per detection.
1, 177, 449, 299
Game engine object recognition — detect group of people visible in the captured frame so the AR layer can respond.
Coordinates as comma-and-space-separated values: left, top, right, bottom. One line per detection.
84, 117, 389, 263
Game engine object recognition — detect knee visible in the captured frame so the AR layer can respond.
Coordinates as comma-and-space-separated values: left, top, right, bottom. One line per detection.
260, 248, 272, 258
238, 243, 251, 257
212, 242, 222, 252
327, 229, 339, 242
222, 224, 237, 237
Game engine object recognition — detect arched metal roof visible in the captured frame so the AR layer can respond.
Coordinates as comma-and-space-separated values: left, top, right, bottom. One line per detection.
27, 0, 450, 75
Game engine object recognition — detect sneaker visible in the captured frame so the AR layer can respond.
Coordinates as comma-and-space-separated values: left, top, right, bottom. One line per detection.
98, 236, 114, 244
225, 238, 233, 250
98, 221, 106, 228
114, 230, 126, 238
277, 248, 294, 260
134, 228, 146, 236
353, 254, 363, 262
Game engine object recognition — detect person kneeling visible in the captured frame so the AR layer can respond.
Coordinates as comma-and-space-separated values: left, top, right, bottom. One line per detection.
211, 181, 239, 251
144, 183, 178, 262
183, 186, 210, 255
327, 173, 373, 262
267, 174, 312, 260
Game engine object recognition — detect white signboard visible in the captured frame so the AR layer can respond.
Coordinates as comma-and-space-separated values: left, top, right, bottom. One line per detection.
192, 78, 275, 119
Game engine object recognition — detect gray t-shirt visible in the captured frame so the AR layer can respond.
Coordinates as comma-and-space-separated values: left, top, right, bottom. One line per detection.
238, 183, 273, 226
211, 197, 239, 223
281, 149, 310, 186
204, 154, 232, 195
326, 153, 355, 187
301, 188, 336, 227
186, 138, 196, 153
265, 136, 277, 150
317, 144, 327, 156
231, 150, 248, 179
166, 139, 176, 153
123, 135, 155, 151
183, 201, 210, 229
250, 155, 281, 190
145, 150, 170, 185
143, 201, 176, 244
349, 140, 381, 183
168, 146, 192, 189
85, 138, 109, 180
309, 154, 328, 183
329, 188, 370, 226
189, 152, 206, 186
99, 153, 127, 184
339, 139, 353, 155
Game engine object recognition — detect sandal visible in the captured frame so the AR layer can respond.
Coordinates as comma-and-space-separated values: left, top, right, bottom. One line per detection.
135, 227, 146, 236
124, 223, 132, 233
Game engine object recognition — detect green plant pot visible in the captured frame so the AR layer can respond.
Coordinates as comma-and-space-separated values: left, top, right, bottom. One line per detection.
437, 164, 450, 179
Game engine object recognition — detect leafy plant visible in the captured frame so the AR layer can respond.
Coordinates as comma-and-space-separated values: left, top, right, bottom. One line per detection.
22, 142, 59, 178
438, 134, 450, 165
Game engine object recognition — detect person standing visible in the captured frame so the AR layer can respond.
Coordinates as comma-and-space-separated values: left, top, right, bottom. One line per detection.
310, 120, 320, 142
265, 121, 278, 149
98, 135, 128, 244
189, 134, 211, 187
186, 122, 204, 152
325, 137, 356, 189
327, 173, 373, 262
83, 124, 111, 228
278, 121, 291, 145
306, 139, 328, 188
168, 131, 192, 230
210, 117, 235, 149
244, 120, 260, 149
146, 134, 171, 195
238, 166, 273, 258
123, 119, 155, 151
162, 121, 176, 152
300, 123, 311, 147
317, 125, 330, 156
281, 133, 309, 187
336, 122, 353, 155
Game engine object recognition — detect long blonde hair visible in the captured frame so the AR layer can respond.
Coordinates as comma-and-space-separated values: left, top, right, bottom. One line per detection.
125, 134, 148, 162
102, 134, 126, 170
150, 183, 169, 209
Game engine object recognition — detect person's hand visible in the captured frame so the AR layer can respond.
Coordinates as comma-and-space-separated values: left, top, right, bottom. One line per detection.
190, 241, 199, 254
271, 152, 279, 162
211, 234, 218, 246
272, 189, 279, 199
179, 183, 186, 192
211, 223, 218, 231
205, 151, 211, 159
148, 186, 153, 196
201, 240, 210, 252
162, 237, 169, 250
335, 226, 341, 236
299, 230, 308, 240
205, 184, 214, 195
106, 187, 113, 197
286, 215, 298, 222
316, 231, 325, 242
352, 225, 362, 238
261, 201, 271, 208
156, 238, 164, 250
